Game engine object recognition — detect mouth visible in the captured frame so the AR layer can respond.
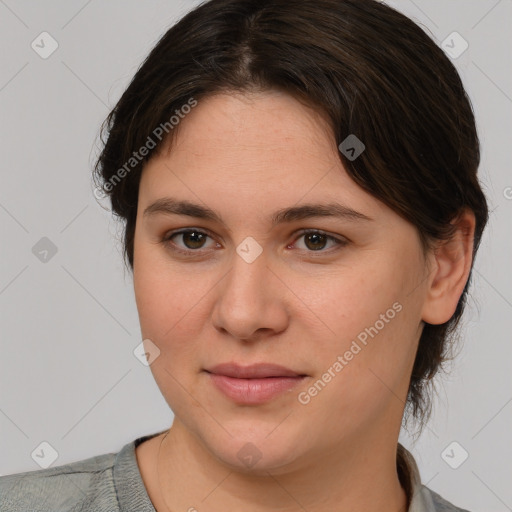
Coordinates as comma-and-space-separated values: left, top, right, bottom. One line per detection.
204, 363, 307, 405
205, 362, 306, 379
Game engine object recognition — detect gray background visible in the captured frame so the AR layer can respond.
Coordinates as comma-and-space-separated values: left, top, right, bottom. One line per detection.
0, 1, 510, 510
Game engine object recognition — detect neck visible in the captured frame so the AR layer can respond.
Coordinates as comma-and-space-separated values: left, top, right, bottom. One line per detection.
154, 419, 409, 512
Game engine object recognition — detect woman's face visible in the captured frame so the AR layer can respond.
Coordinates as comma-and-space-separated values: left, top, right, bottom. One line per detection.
133, 90, 432, 472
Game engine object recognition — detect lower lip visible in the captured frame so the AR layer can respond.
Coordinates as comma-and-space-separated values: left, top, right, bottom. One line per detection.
207, 373, 305, 404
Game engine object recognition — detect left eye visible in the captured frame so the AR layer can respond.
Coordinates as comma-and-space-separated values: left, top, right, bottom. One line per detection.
162, 229, 345, 254
292, 230, 345, 252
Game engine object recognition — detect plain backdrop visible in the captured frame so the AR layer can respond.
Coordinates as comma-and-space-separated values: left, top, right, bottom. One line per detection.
0, 1, 511, 510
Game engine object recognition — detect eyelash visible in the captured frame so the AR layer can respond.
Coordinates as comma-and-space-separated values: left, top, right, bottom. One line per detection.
161, 228, 347, 256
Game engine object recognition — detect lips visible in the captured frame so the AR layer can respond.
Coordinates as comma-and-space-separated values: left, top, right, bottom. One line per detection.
205, 363, 307, 404
206, 362, 304, 379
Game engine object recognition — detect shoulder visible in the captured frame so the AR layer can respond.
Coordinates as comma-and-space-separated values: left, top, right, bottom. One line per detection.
420, 486, 471, 512
0, 450, 119, 512
398, 443, 471, 512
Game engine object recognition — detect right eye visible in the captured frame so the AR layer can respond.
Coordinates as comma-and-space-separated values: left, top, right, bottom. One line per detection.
162, 229, 219, 254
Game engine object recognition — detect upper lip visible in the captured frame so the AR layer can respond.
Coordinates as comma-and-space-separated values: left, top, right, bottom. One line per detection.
205, 363, 305, 379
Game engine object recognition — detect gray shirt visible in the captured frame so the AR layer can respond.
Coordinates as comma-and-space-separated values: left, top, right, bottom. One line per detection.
0, 431, 470, 511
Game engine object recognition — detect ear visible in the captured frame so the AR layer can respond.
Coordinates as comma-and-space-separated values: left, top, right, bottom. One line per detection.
421, 209, 476, 325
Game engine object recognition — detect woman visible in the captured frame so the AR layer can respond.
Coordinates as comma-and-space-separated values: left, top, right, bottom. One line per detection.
0, 0, 488, 510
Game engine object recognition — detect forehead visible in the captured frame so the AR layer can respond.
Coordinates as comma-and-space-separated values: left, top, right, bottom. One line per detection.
162, 91, 337, 166
138, 91, 389, 225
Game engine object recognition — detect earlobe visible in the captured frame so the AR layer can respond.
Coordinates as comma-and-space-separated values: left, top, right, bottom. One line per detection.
421, 209, 476, 325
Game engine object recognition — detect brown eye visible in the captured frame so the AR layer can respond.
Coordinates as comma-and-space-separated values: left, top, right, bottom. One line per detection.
293, 230, 346, 253
303, 232, 328, 251
179, 230, 208, 249
164, 229, 215, 252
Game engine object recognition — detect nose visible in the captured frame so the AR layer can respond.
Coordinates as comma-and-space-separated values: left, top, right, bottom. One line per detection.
211, 245, 289, 342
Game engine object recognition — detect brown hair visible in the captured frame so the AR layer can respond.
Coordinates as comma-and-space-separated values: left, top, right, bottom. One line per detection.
93, 0, 488, 432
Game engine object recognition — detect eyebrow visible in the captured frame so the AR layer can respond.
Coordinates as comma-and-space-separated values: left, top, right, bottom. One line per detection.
143, 197, 373, 226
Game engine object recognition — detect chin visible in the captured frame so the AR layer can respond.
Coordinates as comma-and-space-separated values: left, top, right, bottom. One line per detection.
204, 428, 305, 475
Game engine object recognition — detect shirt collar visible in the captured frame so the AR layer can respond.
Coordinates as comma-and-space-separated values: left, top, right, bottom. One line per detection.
113, 432, 163, 511
399, 443, 438, 512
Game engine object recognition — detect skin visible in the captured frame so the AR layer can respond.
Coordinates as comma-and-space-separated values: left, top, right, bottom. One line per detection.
132, 90, 475, 512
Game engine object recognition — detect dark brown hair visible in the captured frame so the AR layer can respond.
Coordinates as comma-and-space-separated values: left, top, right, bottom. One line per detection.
93, 0, 488, 433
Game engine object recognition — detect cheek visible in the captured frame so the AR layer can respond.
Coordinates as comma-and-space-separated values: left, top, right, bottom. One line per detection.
300, 258, 422, 418
135, 275, 203, 353
308, 263, 399, 346
134, 240, 200, 336
134, 257, 209, 411
133, 249, 229, 388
